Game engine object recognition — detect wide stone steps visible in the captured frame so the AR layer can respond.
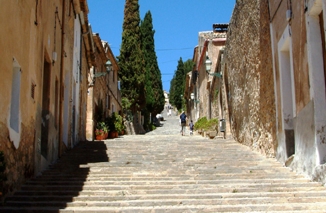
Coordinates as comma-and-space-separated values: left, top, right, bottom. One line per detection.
1, 136, 326, 212
25, 178, 311, 185
2, 203, 326, 213
5, 199, 326, 210
16, 185, 322, 194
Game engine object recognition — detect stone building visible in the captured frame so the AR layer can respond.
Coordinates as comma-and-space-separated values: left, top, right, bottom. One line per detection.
216, 0, 326, 183
268, 0, 326, 183
0, 0, 92, 197
221, 0, 276, 157
185, 24, 228, 125
85, 33, 121, 141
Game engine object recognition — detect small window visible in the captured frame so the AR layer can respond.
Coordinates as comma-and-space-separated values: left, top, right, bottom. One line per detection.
106, 94, 109, 109
10, 59, 21, 133
55, 79, 59, 128
112, 103, 115, 113
9, 57, 22, 149
31, 81, 36, 100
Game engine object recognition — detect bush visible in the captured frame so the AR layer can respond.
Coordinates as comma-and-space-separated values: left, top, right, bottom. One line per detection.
106, 112, 125, 134
194, 117, 218, 131
194, 117, 208, 131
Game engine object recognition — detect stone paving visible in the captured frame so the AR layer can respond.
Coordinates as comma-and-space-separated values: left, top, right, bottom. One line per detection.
1, 112, 326, 212
146, 110, 184, 136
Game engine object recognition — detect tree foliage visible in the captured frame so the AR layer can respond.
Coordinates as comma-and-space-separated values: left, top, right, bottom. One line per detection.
118, 0, 145, 113
169, 58, 195, 110
140, 11, 165, 116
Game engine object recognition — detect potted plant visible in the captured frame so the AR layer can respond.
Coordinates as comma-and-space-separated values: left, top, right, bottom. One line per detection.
95, 121, 109, 140
106, 115, 117, 138
114, 113, 125, 135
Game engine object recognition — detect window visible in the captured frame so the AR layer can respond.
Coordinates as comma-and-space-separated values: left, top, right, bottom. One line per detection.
55, 79, 59, 128
106, 94, 109, 109
278, 25, 295, 157
10, 59, 21, 133
9, 58, 22, 149
31, 81, 36, 100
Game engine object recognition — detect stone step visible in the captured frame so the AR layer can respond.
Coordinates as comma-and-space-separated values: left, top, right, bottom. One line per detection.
30, 176, 309, 182
39, 172, 300, 178
22, 179, 319, 188
4, 198, 326, 208
43, 165, 295, 172
6, 192, 326, 202
10, 190, 326, 198
2, 202, 326, 213
27, 178, 311, 185
17, 185, 325, 194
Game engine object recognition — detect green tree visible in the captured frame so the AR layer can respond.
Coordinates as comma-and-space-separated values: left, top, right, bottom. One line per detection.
169, 58, 195, 111
169, 77, 176, 106
183, 59, 195, 77
118, 0, 145, 113
140, 11, 165, 116
171, 58, 185, 110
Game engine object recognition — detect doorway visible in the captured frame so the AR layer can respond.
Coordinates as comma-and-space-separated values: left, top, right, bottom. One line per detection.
41, 59, 51, 158
278, 26, 295, 158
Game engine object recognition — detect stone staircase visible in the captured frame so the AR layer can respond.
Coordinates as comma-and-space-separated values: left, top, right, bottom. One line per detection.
1, 135, 326, 212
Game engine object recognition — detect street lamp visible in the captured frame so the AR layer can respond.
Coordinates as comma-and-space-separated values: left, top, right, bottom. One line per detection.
94, 60, 112, 78
105, 60, 112, 72
205, 51, 212, 72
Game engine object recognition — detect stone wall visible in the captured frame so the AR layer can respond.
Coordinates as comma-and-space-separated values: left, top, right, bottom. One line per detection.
223, 0, 277, 157
0, 121, 35, 197
0, 0, 91, 198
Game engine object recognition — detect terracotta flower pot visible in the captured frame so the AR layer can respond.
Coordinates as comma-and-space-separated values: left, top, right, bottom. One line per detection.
109, 131, 118, 138
96, 134, 104, 140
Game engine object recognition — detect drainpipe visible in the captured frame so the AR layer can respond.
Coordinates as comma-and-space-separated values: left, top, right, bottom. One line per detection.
58, 0, 66, 157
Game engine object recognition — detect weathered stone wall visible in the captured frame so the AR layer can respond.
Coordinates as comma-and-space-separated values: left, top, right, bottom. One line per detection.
0, 0, 90, 198
0, 121, 35, 197
223, 0, 277, 157
269, 0, 326, 184
0, 0, 61, 197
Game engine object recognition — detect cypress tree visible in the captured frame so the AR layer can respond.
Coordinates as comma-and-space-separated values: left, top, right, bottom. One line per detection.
140, 11, 164, 116
169, 58, 195, 111
169, 76, 176, 106
171, 58, 185, 110
118, 0, 145, 113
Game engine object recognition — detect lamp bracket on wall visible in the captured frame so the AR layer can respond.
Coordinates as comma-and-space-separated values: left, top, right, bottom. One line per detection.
209, 72, 222, 78
94, 72, 108, 78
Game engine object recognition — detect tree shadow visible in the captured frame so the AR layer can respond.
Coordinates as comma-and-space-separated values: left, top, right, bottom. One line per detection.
0, 140, 109, 212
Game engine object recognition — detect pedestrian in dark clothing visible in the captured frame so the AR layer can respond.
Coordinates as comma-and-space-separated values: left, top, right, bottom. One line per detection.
189, 120, 194, 135
180, 111, 187, 136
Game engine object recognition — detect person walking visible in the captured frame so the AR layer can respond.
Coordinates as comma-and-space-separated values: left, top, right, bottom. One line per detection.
189, 120, 194, 135
180, 111, 187, 136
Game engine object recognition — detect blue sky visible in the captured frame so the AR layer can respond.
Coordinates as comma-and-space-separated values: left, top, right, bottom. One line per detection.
87, 0, 235, 92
